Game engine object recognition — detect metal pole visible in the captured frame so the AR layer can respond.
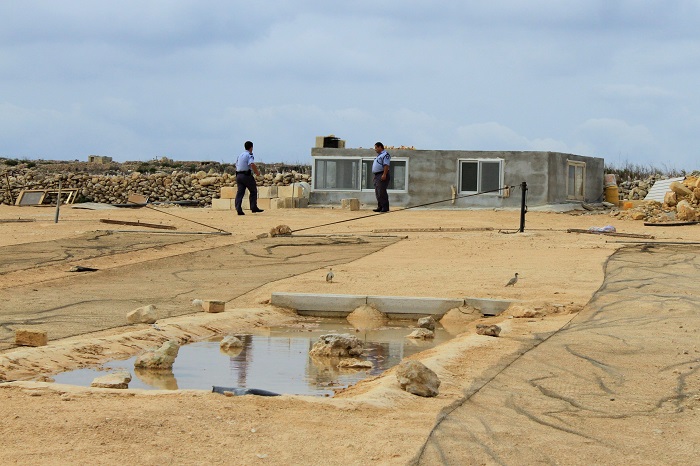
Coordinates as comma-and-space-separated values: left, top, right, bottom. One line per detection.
519, 181, 527, 233
54, 180, 62, 223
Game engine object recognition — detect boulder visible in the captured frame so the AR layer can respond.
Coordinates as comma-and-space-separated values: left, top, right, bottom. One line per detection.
337, 358, 374, 369
220, 335, 243, 351
663, 191, 677, 207
676, 200, 697, 221
395, 360, 440, 397
476, 324, 501, 337
309, 334, 364, 358
91, 371, 132, 389
417, 316, 436, 331
134, 340, 180, 370
126, 304, 158, 324
406, 328, 435, 339
670, 181, 693, 198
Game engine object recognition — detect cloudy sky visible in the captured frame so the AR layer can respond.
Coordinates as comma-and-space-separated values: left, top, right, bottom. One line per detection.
1, 1, 699, 170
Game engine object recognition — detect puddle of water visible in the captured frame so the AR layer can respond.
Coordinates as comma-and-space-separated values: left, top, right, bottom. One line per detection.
52, 319, 453, 396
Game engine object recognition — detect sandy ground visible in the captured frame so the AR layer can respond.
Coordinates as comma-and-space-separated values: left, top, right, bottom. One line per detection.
1, 203, 699, 465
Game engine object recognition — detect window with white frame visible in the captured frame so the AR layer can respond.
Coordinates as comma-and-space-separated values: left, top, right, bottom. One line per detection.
313, 157, 408, 191
361, 159, 408, 191
458, 159, 503, 194
567, 160, 585, 200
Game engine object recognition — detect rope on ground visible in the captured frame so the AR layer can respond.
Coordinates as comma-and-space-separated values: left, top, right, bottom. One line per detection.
292, 186, 516, 234
143, 204, 231, 234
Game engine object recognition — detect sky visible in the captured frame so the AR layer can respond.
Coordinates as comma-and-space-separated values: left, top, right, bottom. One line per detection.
1, 1, 699, 170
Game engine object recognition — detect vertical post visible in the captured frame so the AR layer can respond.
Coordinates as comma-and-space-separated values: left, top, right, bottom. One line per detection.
54, 180, 62, 224
519, 181, 527, 233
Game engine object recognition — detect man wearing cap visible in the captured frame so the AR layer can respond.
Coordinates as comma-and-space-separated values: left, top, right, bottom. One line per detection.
372, 142, 391, 212
234, 141, 263, 215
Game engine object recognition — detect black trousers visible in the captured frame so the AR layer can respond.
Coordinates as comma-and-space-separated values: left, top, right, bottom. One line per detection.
373, 172, 390, 211
235, 172, 259, 212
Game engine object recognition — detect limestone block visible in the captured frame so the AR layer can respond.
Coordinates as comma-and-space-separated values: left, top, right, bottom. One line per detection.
126, 304, 158, 324
220, 186, 236, 199
294, 198, 309, 208
241, 197, 250, 210
278, 184, 304, 198
257, 186, 278, 199
341, 198, 360, 211
15, 329, 48, 347
203, 300, 225, 313
212, 198, 233, 211
199, 177, 218, 187
271, 197, 294, 209
256, 198, 271, 210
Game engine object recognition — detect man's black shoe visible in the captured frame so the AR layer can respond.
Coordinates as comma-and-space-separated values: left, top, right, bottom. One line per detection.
237, 210, 245, 216
251, 209, 264, 213
373, 208, 382, 212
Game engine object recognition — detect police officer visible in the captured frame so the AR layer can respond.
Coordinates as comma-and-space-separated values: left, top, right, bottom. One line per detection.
234, 141, 263, 215
372, 142, 391, 212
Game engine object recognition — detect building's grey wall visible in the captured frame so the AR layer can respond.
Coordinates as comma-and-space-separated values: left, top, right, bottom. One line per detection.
309, 148, 603, 208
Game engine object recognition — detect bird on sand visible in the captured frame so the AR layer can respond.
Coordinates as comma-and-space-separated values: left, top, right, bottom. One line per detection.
326, 268, 334, 283
505, 273, 519, 287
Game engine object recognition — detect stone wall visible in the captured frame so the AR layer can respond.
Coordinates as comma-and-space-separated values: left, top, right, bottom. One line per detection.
1, 168, 311, 206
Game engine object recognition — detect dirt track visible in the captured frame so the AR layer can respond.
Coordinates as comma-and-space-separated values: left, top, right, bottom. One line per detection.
1, 204, 699, 465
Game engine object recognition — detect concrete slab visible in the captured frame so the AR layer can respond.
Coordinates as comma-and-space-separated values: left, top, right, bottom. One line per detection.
271, 292, 367, 316
366, 296, 464, 319
464, 297, 514, 316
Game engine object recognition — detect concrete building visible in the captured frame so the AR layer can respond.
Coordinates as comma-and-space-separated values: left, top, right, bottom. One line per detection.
309, 147, 604, 208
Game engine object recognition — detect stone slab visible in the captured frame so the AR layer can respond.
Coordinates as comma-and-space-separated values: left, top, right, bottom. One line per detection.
271, 292, 367, 314
464, 297, 514, 316
366, 296, 464, 318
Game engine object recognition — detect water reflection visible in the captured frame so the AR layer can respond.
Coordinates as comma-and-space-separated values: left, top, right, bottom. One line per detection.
134, 367, 178, 390
53, 319, 453, 396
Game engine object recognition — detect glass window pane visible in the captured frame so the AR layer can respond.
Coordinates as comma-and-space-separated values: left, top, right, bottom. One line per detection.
480, 161, 501, 193
362, 160, 373, 189
314, 159, 359, 189
460, 162, 478, 192
389, 161, 406, 190
568, 165, 576, 197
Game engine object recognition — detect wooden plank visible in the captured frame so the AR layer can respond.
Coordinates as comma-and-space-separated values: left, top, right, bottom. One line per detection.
99, 219, 177, 230
372, 227, 494, 233
643, 221, 700, 227
567, 228, 654, 239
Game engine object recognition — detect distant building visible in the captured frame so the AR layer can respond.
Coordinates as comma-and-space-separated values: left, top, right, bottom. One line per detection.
88, 155, 112, 164
310, 140, 604, 208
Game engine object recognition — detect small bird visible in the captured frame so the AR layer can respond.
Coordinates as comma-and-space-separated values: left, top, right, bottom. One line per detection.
505, 273, 519, 287
326, 268, 334, 283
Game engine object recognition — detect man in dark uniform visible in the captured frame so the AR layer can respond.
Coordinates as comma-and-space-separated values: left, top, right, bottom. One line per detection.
234, 141, 263, 215
372, 142, 391, 212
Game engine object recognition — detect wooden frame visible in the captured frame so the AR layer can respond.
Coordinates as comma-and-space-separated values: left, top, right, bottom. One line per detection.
15, 189, 78, 206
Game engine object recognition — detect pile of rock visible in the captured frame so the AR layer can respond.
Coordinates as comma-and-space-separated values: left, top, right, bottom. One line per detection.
613, 175, 700, 223
618, 176, 659, 201
1, 168, 311, 206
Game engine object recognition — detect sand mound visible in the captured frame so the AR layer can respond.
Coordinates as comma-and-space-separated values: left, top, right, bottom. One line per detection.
347, 305, 388, 329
